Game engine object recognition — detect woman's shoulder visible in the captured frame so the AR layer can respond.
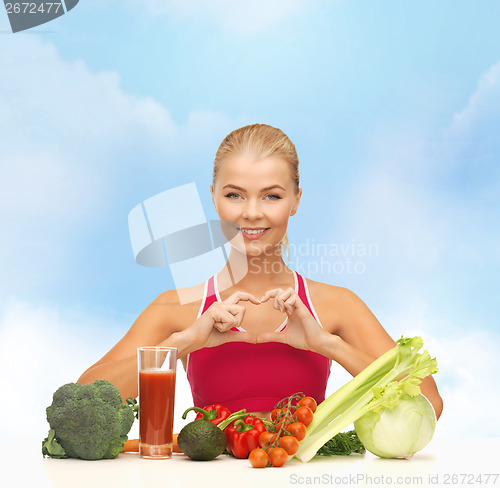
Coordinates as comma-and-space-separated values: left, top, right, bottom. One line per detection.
304, 276, 359, 304
154, 282, 206, 307
303, 276, 366, 331
148, 282, 206, 330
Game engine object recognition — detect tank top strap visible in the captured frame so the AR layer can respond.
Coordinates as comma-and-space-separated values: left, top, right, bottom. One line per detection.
295, 272, 323, 327
198, 272, 322, 326
197, 276, 218, 318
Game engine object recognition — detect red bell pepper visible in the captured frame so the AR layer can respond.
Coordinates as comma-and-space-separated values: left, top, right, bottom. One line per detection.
224, 415, 267, 459
194, 404, 231, 426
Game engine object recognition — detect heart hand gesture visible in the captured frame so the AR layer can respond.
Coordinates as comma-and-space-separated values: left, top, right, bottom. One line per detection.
192, 291, 260, 349
256, 287, 330, 354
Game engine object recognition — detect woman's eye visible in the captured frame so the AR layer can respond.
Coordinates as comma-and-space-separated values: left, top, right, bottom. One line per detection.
266, 194, 282, 200
224, 192, 241, 199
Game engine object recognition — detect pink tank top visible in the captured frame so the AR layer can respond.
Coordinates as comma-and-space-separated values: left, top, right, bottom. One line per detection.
186, 272, 331, 412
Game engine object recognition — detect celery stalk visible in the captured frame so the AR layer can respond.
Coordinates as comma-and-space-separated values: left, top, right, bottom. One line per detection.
307, 370, 386, 435
295, 336, 438, 463
305, 346, 398, 436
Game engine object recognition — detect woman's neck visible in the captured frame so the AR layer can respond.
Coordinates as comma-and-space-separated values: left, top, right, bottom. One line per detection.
217, 245, 294, 294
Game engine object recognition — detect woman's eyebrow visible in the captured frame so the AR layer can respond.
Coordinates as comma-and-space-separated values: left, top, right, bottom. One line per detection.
222, 184, 286, 192
261, 185, 286, 192
222, 184, 246, 191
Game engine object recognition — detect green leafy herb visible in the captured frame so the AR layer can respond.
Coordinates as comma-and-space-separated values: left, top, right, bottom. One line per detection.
42, 429, 68, 459
316, 430, 365, 456
126, 397, 139, 419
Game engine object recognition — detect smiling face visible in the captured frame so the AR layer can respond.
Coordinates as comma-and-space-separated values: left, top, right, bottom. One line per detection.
211, 153, 301, 257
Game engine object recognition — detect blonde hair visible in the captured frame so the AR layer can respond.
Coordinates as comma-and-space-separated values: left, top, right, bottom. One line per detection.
213, 123, 299, 261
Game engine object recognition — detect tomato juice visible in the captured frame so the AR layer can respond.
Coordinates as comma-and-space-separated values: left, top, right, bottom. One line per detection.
139, 369, 176, 457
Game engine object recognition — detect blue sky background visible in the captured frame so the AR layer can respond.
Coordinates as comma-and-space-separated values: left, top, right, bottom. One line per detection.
1, 1, 499, 439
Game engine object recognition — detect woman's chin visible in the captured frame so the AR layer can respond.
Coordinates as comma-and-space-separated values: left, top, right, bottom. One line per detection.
227, 242, 278, 258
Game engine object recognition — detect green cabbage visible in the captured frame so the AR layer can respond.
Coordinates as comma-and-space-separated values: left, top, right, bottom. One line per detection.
354, 394, 436, 459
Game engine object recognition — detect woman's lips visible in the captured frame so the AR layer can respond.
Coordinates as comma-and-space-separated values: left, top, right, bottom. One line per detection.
239, 227, 270, 240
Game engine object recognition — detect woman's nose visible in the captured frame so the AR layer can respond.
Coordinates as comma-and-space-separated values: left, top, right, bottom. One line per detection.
242, 198, 263, 220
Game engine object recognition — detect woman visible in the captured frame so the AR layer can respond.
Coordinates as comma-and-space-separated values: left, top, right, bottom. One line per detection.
79, 123, 443, 420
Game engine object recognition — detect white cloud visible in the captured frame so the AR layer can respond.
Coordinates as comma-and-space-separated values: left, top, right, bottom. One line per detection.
0, 36, 239, 437
0, 36, 170, 295
338, 58, 500, 267
0, 35, 239, 298
0, 300, 194, 438
323, 290, 500, 437
319, 61, 500, 437
433, 61, 500, 215
429, 329, 500, 439
335, 130, 447, 274
0, 299, 119, 438
378, 294, 500, 437
0, 36, 243, 439
330, 59, 500, 300
447, 61, 500, 145
126, 0, 325, 36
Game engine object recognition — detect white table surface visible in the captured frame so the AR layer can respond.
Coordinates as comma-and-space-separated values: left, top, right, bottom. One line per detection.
4, 436, 499, 488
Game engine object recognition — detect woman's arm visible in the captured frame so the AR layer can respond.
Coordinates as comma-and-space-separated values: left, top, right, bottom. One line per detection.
78, 289, 200, 400
78, 288, 259, 401
313, 283, 444, 420
316, 334, 443, 419
258, 281, 443, 420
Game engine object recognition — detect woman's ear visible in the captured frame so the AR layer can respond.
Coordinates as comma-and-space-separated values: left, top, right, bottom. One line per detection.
210, 185, 216, 211
290, 188, 302, 216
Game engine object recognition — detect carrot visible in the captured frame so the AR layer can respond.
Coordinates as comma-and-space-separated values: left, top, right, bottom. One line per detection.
122, 438, 139, 452
122, 435, 182, 454
173, 433, 182, 453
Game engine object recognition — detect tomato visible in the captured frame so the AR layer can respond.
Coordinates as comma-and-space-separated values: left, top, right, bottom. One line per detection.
271, 407, 287, 422
275, 418, 290, 434
249, 448, 269, 468
268, 447, 288, 467
279, 435, 299, 455
259, 431, 277, 449
298, 396, 317, 413
293, 405, 314, 426
287, 421, 307, 441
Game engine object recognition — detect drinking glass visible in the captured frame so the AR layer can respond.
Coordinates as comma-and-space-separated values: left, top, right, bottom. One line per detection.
137, 346, 177, 459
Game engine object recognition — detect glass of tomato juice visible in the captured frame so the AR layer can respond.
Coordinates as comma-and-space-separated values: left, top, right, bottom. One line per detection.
137, 346, 177, 459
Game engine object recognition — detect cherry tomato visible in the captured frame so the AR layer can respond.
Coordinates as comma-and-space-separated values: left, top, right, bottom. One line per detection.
279, 435, 300, 455
268, 447, 288, 467
298, 396, 317, 413
249, 448, 269, 468
288, 421, 307, 441
259, 431, 277, 449
293, 405, 314, 426
275, 418, 290, 434
271, 407, 287, 422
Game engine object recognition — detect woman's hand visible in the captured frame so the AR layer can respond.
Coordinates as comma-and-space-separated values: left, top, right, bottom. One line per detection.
256, 287, 332, 355
188, 291, 260, 350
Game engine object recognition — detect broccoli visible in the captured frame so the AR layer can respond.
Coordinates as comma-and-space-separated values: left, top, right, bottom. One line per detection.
42, 379, 137, 460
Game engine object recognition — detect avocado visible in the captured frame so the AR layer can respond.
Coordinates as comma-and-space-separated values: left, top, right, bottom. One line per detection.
177, 419, 227, 461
